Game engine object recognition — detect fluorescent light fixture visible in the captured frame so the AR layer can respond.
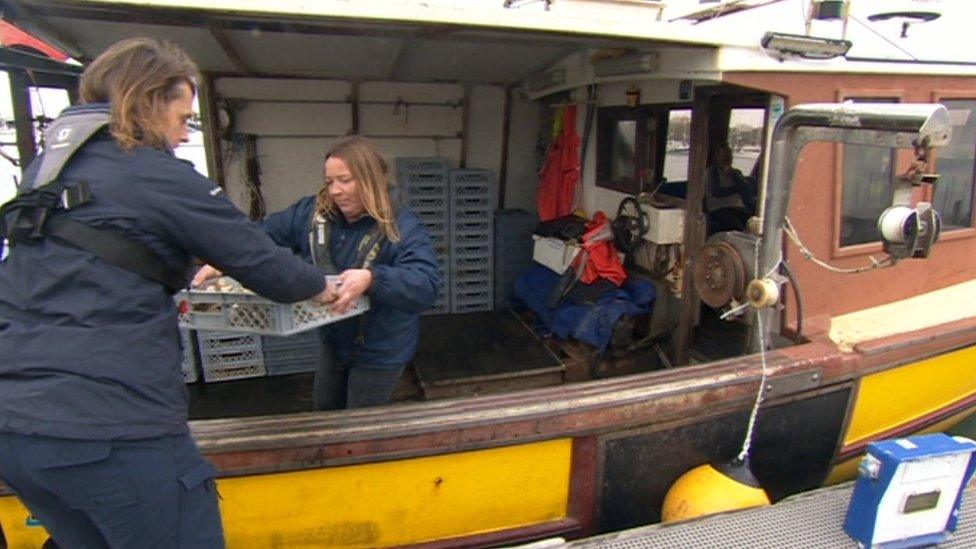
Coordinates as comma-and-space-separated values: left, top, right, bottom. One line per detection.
523, 68, 566, 93
761, 32, 852, 60
592, 52, 659, 77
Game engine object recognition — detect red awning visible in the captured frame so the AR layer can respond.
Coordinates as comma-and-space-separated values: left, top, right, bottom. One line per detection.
0, 21, 69, 62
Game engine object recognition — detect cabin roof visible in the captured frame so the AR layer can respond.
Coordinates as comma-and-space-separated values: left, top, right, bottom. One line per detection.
5, 0, 974, 88
687, 0, 976, 75
1, 0, 723, 85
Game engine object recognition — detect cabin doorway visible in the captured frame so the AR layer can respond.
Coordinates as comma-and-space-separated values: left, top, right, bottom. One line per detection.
672, 85, 772, 366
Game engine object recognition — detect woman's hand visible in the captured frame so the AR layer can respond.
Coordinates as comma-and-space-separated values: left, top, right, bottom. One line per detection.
191, 264, 223, 288
311, 278, 340, 306
329, 269, 372, 314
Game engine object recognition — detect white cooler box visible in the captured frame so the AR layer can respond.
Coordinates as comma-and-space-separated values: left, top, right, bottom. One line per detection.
532, 235, 581, 274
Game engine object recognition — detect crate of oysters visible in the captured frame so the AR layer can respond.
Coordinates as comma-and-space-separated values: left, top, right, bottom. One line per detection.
176, 276, 368, 336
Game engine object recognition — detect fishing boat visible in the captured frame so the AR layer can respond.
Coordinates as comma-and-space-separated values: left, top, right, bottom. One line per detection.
0, 0, 974, 547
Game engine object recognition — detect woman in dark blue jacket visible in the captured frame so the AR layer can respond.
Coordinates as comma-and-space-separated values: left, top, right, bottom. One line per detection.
196, 136, 441, 409
0, 38, 331, 548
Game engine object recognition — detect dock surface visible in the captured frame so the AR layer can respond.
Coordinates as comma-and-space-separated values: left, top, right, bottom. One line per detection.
564, 482, 976, 548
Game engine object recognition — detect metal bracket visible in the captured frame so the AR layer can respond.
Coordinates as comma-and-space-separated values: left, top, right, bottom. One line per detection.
762, 368, 822, 400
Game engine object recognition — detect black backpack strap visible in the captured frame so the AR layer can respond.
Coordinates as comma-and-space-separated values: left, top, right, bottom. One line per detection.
355, 225, 386, 270
46, 216, 184, 294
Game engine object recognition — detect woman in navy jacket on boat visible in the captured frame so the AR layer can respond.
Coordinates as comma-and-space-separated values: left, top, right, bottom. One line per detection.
195, 136, 441, 409
0, 38, 333, 549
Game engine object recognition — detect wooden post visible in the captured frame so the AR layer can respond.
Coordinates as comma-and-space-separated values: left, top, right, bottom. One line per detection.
672, 88, 712, 366
198, 74, 226, 189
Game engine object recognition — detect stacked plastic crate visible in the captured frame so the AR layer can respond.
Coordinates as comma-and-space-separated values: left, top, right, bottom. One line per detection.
180, 328, 198, 383
449, 169, 494, 313
261, 331, 320, 376
195, 331, 267, 382
493, 209, 537, 309
397, 157, 451, 315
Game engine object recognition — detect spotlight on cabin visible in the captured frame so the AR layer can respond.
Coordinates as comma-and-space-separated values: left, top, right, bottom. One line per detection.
761, 32, 852, 60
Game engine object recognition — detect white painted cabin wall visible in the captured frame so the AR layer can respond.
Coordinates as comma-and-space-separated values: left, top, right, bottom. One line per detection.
505, 95, 542, 215
212, 78, 539, 217
464, 85, 504, 180
215, 78, 507, 214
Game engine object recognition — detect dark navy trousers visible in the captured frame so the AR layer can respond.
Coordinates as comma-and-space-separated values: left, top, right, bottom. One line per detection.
0, 431, 224, 548
313, 343, 404, 410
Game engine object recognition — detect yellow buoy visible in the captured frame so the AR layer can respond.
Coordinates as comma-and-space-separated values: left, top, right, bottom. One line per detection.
661, 459, 771, 522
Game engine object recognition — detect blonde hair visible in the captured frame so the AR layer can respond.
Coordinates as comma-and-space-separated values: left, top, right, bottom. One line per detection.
79, 37, 199, 150
316, 136, 401, 242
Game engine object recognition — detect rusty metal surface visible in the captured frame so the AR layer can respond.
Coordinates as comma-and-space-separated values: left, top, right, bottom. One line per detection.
694, 241, 747, 308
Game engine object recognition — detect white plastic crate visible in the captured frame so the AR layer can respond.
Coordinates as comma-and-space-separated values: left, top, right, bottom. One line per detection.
397, 157, 449, 174
180, 329, 198, 384
452, 196, 492, 210
202, 355, 266, 382
452, 183, 492, 198
452, 243, 492, 257
416, 209, 448, 223
408, 196, 448, 212
177, 276, 369, 336
452, 255, 490, 270
452, 220, 492, 234
196, 331, 267, 382
449, 169, 493, 186
422, 220, 449, 234
402, 172, 448, 190
451, 208, 492, 222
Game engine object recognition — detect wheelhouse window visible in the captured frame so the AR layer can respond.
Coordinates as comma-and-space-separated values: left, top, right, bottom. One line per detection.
935, 99, 975, 230
839, 97, 898, 247
662, 109, 691, 186
727, 108, 765, 177
597, 105, 691, 195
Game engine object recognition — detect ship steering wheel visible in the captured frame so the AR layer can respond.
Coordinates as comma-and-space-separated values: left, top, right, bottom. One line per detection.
612, 196, 649, 256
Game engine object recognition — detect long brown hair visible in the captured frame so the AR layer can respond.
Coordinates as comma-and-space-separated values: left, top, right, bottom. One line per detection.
316, 136, 400, 242
79, 37, 199, 151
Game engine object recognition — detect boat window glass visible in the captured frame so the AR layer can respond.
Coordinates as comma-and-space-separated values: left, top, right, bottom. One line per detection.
727, 108, 765, 177
840, 97, 898, 247
597, 105, 691, 195
597, 107, 640, 194
935, 99, 975, 230
662, 109, 691, 185
611, 119, 637, 183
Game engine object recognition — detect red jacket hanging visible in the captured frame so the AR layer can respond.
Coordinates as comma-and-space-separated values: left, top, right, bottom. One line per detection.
537, 105, 580, 221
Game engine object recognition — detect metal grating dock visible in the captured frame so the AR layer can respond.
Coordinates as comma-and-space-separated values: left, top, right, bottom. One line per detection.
564, 483, 976, 549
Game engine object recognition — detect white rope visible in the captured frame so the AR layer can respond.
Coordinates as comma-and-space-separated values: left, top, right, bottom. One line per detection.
784, 217, 893, 274
737, 233, 774, 462
720, 302, 750, 321
737, 308, 768, 462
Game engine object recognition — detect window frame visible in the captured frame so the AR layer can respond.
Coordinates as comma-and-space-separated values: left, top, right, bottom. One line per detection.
831, 91, 903, 258
929, 91, 976, 243
595, 103, 692, 195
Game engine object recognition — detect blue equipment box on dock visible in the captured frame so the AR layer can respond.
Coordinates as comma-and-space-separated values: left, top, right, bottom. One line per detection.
844, 433, 976, 548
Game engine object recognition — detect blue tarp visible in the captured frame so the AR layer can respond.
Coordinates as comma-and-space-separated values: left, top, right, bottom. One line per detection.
514, 264, 655, 354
